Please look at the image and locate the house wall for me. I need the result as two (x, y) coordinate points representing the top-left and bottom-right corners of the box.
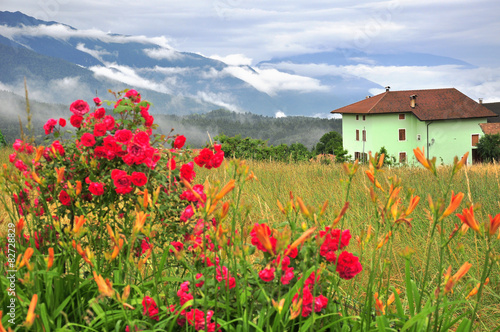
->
(342, 113), (486, 164)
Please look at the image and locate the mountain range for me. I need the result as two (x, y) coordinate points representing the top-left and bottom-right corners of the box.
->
(0, 11), (476, 118)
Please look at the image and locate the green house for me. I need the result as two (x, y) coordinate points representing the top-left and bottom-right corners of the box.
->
(331, 88), (497, 165)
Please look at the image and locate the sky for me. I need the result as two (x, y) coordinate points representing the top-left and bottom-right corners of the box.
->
(2, 0), (500, 102)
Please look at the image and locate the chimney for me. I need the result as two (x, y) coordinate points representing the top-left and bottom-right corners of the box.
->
(410, 95), (417, 108)
(385, 86), (390, 92)
(479, 98), (483, 104)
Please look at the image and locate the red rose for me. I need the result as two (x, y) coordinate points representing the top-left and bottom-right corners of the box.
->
(281, 267), (294, 285)
(173, 135), (186, 149)
(115, 129), (132, 143)
(131, 172), (147, 186)
(103, 115), (115, 130)
(194, 148), (213, 167)
(144, 115), (154, 127)
(70, 100), (90, 117)
(89, 182), (105, 196)
(70, 115), (84, 128)
(81, 133), (96, 147)
(51, 141), (65, 156)
(259, 267), (275, 282)
(59, 190), (71, 206)
(94, 107), (106, 119)
(93, 122), (107, 137)
(59, 118), (66, 127)
(167, 156), (176, 170)
(314, 295), (328, 312)
(115, 186), (133, 195)
(336, 251), (362, 280)
(180, 205), (194, 222)
(125, 89), (139, 100)
(169, 241), (184, 253)
(142, 296), (159, 321)
(94, 146), (107, 158)
(195, 273), (204, 288)
(44, 118), (57, 135)
(180, 162), (196, 182)
(93, 97), (102, 106)
(133, 131), (150, 147)
(208, 151), (224, 169)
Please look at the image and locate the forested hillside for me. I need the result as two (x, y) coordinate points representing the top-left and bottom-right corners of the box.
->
(155, 109), (341, 148)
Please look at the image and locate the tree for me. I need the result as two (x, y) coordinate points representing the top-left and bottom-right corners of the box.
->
(0, 129), (6, 147)
(477, 134), (500, 162)
(314, 131), (342, 155)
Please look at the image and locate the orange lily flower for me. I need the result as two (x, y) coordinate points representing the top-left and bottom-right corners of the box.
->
(72, 215), (86, 234)
(19, 247), (34, 270)
(220, 201), (230, 219)
(453, 151), (469, 175)
(215, 179), (235, 201)
(466, 278), (489, 299)
(272, 298), (286, 314)
(122, 285), (131, 302)
(320, 200), (329, 216)
(444, 262), (472, 294)
(25, 294), (38, 328)
(456, 206), (480, 233)
(133, 211), (148, 234)
(55, 166), (65, 184)
(413, 146), (430, 169)
(34, 145), (45, 163)
(440, 191), (464, 220)
(365, 170), (384, 191)
(47, 248), (54, 270)
(16, 217), (25, 237)
(75, 180), (82, 196)
(0, 310), (10, 332)
(93, 271), (114, 298)
(254, 224), (274, 253)
(377, 231), (392, 249)
(285, 227), (317, 256)
(374, 292), (385, 315)
(333, 202), (349, 225)
(405, 195), (420, 216)
(296, 196), (310, 217)
(387, 289), (401, 306)
(290, 298), (303, 320)
(487, 213), (500, 237)
(32, 172), (43, 185)
(277, 199), (286, 214)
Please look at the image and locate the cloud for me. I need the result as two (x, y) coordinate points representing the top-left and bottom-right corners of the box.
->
(0, 23), (174, 48)
(88, 63), (172, 94)
(75, 43), (110, 62)
(195, 91), (242, 112)
(275, 111), (286, 118)
(209, 54), (253, 66)
(265, 61), (500, 102)
(143, 47), (183, 61)
(222, 65), (329, 96)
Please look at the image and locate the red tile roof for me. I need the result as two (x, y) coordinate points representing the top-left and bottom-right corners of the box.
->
(479, 123), (500, 135)
(331, 88), (498, 121)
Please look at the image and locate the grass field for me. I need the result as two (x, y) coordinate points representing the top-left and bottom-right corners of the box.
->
(195, 159), (500, 327)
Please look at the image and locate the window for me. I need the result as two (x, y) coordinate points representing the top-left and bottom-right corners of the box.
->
(356, 115), (359, 120)
(354, 152), (360, 160)
(356, 129), (360, 141)
(399, 152), (407, 163)
(399, 114), (405, 120)
(362, 115), (366, 121)
(417, 134), (421, 141)
(399, 129), (406, 141)
(472, 134), (479, 146)
(362, 130), (366, 142)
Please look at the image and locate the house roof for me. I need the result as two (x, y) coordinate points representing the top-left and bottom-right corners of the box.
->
(483, 102), (500, 123)
(479, 123), (500, 135)
(331, 88), (498, 121)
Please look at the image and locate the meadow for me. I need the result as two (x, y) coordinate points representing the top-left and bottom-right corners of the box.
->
(0, 90), (499, 331)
